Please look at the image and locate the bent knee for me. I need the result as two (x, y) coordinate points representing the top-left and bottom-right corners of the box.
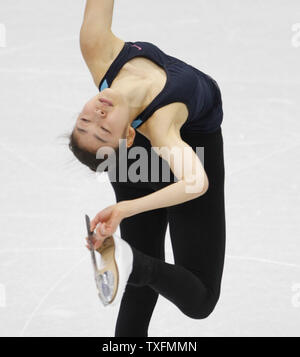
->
(186, 306), (215, 320)
(186, 294), (220, 320)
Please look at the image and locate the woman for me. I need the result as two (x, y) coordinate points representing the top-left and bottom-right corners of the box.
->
(69, 1), (226, 337)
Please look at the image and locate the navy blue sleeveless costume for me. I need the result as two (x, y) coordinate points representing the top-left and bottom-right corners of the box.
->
(98, 41), (226, 337)
(99, 41), (223, 133)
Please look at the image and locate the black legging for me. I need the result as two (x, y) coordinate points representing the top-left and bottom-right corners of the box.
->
(109, 127), (226, 337)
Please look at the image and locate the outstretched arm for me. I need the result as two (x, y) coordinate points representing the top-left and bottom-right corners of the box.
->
(80, 0), (124, 86)
(80, 0), (115, 44)
(118, 132), (209, 217)
(89, 130), (209, 242)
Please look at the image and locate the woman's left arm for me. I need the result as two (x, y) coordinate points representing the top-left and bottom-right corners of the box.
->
(118, 131), (209, 218)
(88, 131), (209, 247)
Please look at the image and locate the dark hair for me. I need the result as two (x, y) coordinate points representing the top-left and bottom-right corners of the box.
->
(68, 129), (126, 173)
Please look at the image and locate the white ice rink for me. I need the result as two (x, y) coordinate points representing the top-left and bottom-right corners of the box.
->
(0, 0), (300, 337)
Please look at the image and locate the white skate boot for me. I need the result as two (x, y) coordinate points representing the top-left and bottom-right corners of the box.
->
(85, 215), (134, 307)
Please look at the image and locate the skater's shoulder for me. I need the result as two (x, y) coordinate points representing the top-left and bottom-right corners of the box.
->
(81, 31), (126, 87)
(138, 103), (189, 143)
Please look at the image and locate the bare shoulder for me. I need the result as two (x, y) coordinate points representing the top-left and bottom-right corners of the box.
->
(80, 30), (125, 87)
(139, 102), (189, 143)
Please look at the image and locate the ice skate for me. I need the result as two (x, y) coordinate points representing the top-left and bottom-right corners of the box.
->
(85, 215), (134, 307)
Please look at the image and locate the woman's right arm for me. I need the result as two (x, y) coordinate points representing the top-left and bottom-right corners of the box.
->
(81, 0), (115, 37)
(80, 0), (124, 86)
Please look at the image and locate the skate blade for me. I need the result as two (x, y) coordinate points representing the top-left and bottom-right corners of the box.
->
(94, 236), (119, 306)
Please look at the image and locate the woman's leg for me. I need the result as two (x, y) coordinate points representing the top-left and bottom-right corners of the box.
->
(126, 128), (226, 319)
(110, 180), (169, 337)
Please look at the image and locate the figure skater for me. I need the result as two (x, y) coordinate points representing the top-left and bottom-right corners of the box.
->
(69, 0), (226, 337)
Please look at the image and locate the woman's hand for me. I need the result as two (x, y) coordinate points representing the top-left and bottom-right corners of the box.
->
(85, 201), (129, 250)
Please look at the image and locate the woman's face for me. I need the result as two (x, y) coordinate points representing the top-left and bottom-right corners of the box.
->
(74, 88), (132, 153)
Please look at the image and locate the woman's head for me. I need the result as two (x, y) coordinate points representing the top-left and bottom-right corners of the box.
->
(69, 88), (136, 172)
